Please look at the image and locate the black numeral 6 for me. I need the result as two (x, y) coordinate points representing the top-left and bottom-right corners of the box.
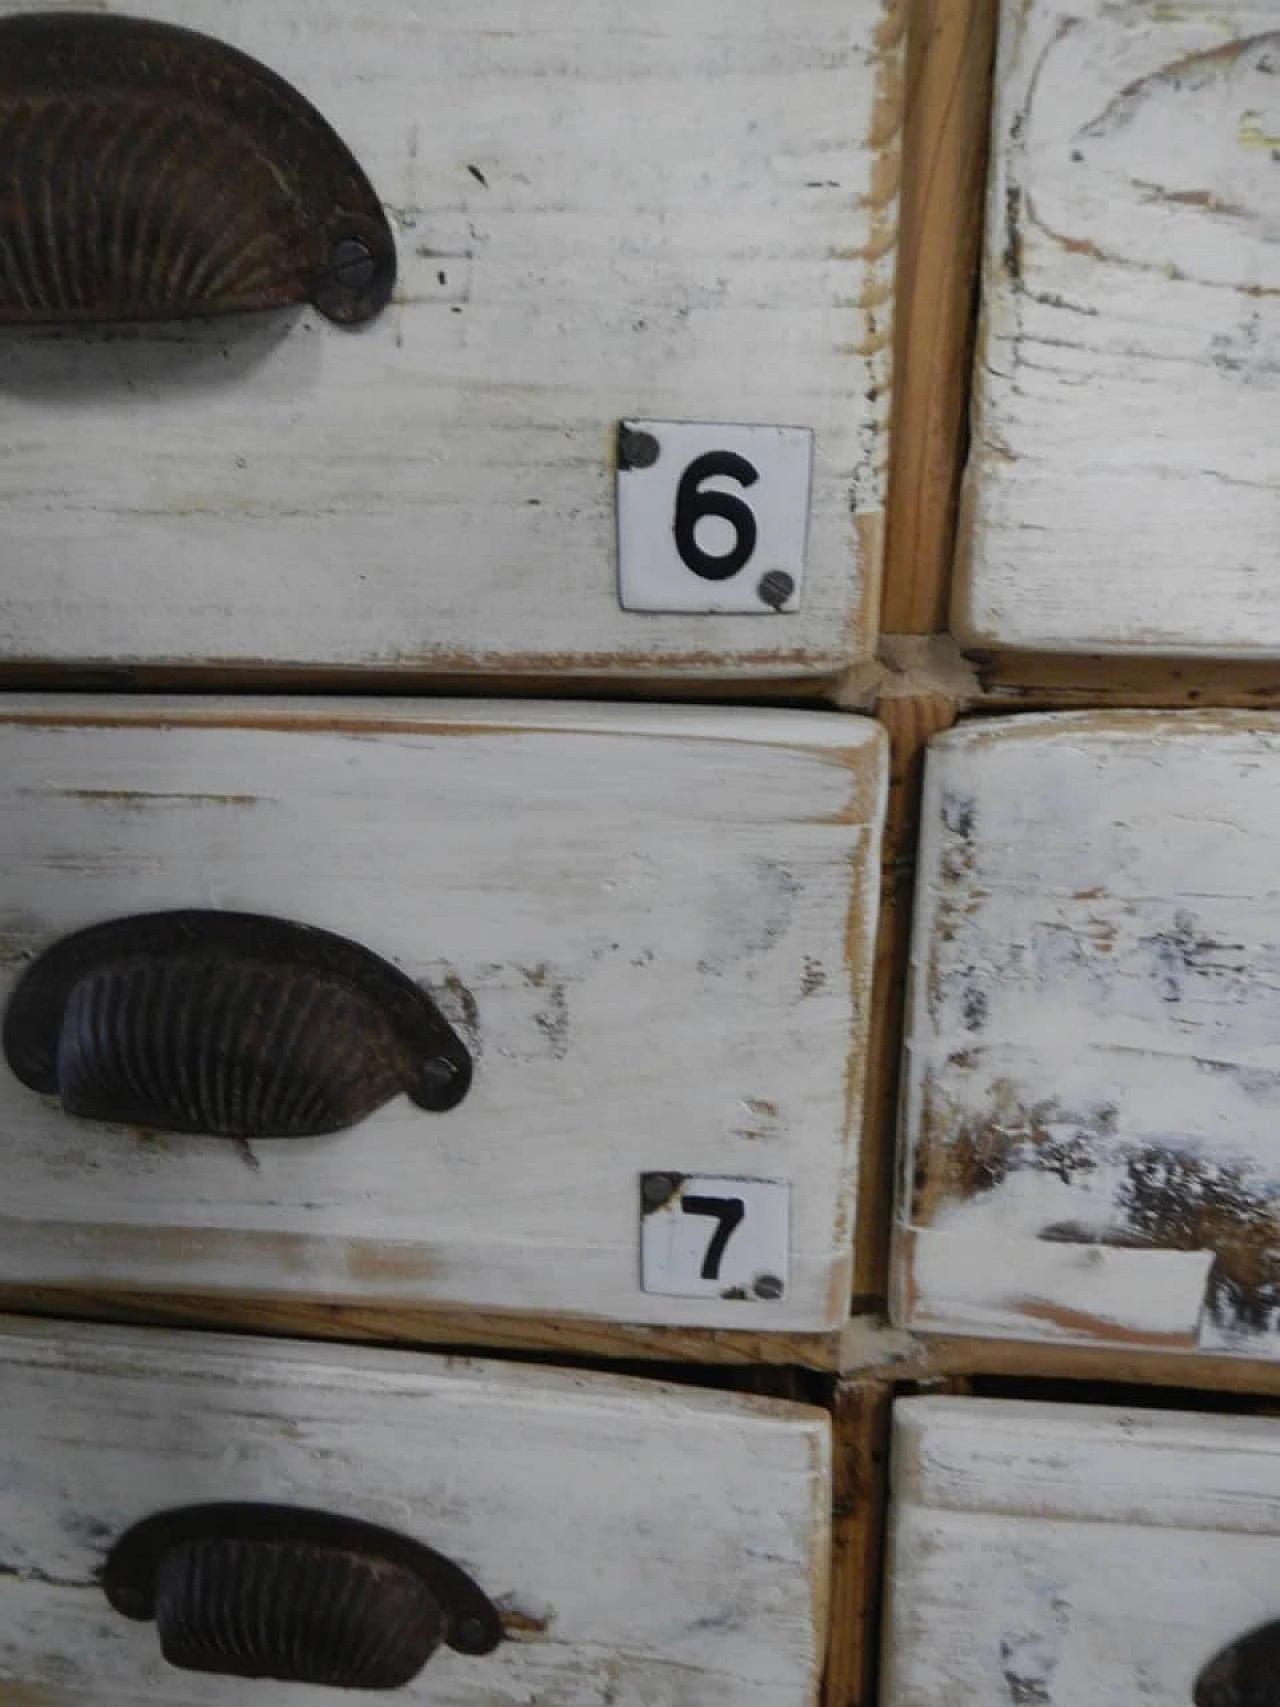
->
(673, 452), (761, 582)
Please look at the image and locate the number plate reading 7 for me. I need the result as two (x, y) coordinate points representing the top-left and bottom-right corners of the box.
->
(617, 421), (813, 614)
(639, 1174), (790, 1301)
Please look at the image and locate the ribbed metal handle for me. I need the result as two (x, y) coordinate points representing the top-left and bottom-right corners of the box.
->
(3, 911), (471, 1137)
(1195, 1622), (1280, 1707)
(104, 1505), (502, 1688)
(0, 12), (396, 326)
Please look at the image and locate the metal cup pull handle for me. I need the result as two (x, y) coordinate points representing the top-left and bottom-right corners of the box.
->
(104, 1504), (502, 1688)
(0, 11), (396, 327)
(1196, 1622), (1280, 1707)
(3, 910), (472, 1137)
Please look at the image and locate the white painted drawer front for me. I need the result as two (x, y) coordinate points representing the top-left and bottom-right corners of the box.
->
(956, 0), (1279, 656)
(896, 711), (1280, 1357)
(0, 0), (901, 678)
(0, 1317), (829, 1704)
(0, 698), (886, 1333)
(885, 1396), (1280, 1707)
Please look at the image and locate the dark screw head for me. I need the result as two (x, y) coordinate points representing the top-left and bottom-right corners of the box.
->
(331, 236), (377, 292)
(416, 1053), (472, 1112)
(757, 571), (796, 612)
(454, 1616), (491, 1653)
(642, 1173), (679, 1209)
(753, 1273), (785, 1301)
(108, 1583), (150, 1620)
(618, 426), (661, 471)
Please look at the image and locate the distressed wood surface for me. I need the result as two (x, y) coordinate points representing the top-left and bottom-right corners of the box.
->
(885, 1395), (1280, 1707)
(0, 0), (903, 679)
(0, 1316), (830, 1705)
(0, 698), (886, 1336)
(895, 711), (1280, 1358)
(955, 0), (1279, 656)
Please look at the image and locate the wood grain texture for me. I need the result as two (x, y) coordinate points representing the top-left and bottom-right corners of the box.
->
(0, 1286), (851, 1372)
(0, 698), (886, 1337)
(880, 0), (997, 633)
(855, 690), (959, 1301)
(841, 1314), (1280, 1397)
(821, 1379), (891, 1707)
(884, 1395), (1280, 1707)
(0, 1315), (830, 1704)
(955, 0), (1279, 656)
(973, 651), (1280, 711)
(0, 0), (903, 679)
(896, 711), (1280, 1358)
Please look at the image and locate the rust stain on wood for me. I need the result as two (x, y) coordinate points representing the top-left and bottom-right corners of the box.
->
(1015, 1297), (1199, 1349)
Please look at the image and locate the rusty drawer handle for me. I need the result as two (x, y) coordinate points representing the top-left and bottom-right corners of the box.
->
(105, 1504), (502, 1688)
(0, 12), (396, 327)
(3, 911), (471, 1137)
(1196, 1622), (1280, 1707)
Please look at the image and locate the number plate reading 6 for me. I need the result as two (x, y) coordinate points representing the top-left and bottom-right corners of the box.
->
(617, 422), (813, 614)
(639, 1174), (790, 1302)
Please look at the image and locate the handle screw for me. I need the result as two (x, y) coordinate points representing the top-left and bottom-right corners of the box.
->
(642, 1173), (679, 1209)
(757, 571), (796, 612)
(455, 1616), (490, 1651)
(331, 236), (377, 291)
(618, 426), (661, 471)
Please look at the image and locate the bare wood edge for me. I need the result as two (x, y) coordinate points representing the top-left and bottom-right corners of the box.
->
(0, 1287), (847, 1372)
(970, 650), (1280, 710)
(839, 1315), (1280, 1398)
(837, 640), (1280, 715)
(822, 1379), (893, 1707)
(880, 0), (999, 634)
(0, 661), (836, 703)
(854, 688), (960, 1299)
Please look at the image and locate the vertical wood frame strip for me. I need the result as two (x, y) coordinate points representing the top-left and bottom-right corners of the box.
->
(880, 0), (999, 634)
(855, 693), (959, 1300)
(822, 1378), (893, 1707)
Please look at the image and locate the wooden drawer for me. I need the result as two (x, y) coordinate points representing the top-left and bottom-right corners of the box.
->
(895, 711), (1280, 1358)
(0, 1316), (829, 1703)
(0, 698), (885, 1342)
(884, 1395), (1280, 1707)
(955, 0), (1278, 657)
(0, 0), (901, 683)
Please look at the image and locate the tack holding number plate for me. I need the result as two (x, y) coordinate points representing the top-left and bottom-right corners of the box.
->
(640, 1174), (790, 1301)
(617, 422), (813, 614)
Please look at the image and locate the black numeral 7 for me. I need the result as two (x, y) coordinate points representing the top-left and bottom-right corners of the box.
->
(682, 1195), (747, 1280)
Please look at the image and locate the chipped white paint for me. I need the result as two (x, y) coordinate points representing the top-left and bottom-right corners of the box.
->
(0, 698), (886, 1333)
(0, 1315), (829, 1704)
(0, 0), (901, 678)
(955, 0), (1280, 656)
(895, 711), (1280, 1356)
(884, 1396), (1280, 1707)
